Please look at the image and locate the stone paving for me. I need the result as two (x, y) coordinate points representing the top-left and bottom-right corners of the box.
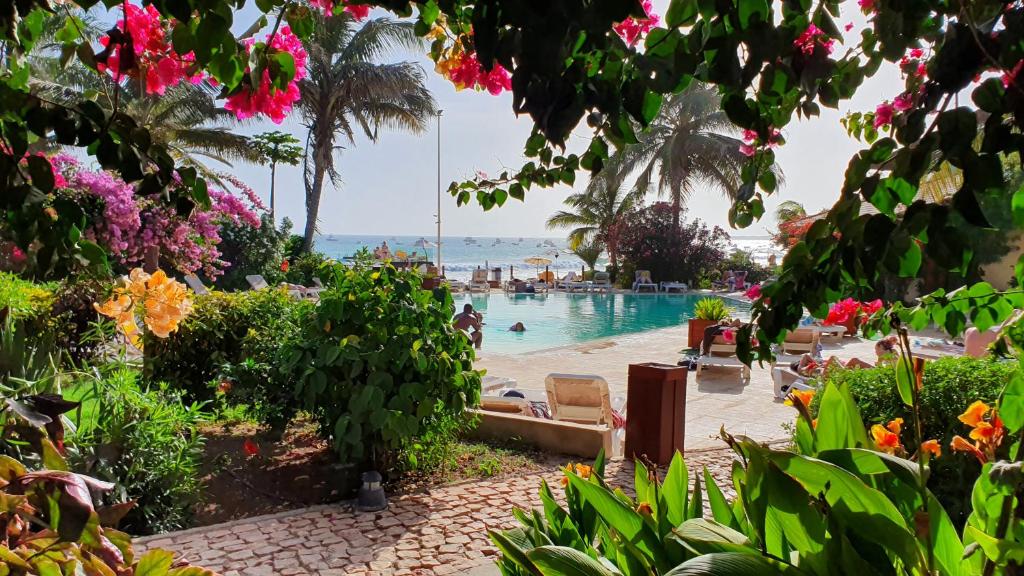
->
(138, 447), (739, 576)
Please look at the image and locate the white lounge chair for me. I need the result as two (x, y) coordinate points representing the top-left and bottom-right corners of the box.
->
(633, 270), (658, 292)
(445, 278), (467, 292)
(545, 373), (616, 427)
(554, 271), (579, 290)
(184, 274), (209, 295)
(246, 274), (304, 299)
(661, 281), (688, 293)
(695, 337), (751, 383)
(469, 269), (490, 292)
(480, 395), (532, 417)
(782, 327), (820, 355)
(591, 271), (612, 293)
(482, 375), (517, 394)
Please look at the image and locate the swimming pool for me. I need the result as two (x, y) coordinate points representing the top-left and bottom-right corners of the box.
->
(452, 292), (751, 354)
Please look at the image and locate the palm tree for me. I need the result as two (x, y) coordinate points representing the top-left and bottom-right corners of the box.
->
(30, 47), (258, 184)
(297, 14), (436, 253)
(572, 240), (604, 272)
(252, 131), (303, 222)
(774, 200), (807, 223)
(546, 173), (638, 270)
(611, 82), (782, 229)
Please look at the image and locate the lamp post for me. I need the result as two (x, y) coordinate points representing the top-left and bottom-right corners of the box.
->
(436, 110), (443, 272)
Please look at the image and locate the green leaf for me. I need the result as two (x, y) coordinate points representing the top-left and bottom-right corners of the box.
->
(702, 467), (738, 530)
(660, 452), (688, 527)
(490, 529), (539, 572)
(528, 546), (623, 575)
(671, 519), (754, 556)
(666, 0), (699, 26)
(894, 356), (915, 406)
(1001, 372), (1024, 431)
(1012, 186), (1024, 227)
(664, 552), (803, 575)
(136, 550), (174, 576)
(963, 526), (1024, 564)
(814, 381), (871, 450)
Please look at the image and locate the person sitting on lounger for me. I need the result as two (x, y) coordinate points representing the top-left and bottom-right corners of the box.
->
(509, 322), (526, 332)
(773, 337), (897, 399)
(701, 318), (743, 355)
(454, 303), (484, 349)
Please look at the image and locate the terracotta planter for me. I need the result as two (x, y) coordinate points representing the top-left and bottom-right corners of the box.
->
(688, 318), (718, 349)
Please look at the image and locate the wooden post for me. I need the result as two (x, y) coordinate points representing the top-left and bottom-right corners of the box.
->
(510, 265), (514, 279)
(545, 265), (549, 281)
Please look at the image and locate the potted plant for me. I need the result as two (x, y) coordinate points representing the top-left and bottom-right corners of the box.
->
(688, 297), (730, 348)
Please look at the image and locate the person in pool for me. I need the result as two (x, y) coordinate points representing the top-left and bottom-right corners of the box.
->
(453, 303), (484, 349)
(509, 322), (525, 332)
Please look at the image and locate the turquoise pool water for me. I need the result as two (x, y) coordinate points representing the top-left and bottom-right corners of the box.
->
(452, 292), (751, 354)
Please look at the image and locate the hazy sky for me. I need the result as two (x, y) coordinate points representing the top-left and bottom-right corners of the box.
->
(221, 2), (904, 238)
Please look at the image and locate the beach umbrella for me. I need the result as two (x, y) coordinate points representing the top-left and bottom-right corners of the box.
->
(524, 256), (552, 275)
(413, 238), (435, 261)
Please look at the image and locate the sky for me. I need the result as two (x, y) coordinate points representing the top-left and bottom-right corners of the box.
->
(218, 2), (905, 239)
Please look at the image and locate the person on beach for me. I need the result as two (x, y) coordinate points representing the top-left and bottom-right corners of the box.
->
(454, 303), (484, 349)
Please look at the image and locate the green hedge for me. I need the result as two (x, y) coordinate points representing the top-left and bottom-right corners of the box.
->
(147, 289), (312, 431)
(0, 271), (54, 321)
(818, 356), (1013, 525)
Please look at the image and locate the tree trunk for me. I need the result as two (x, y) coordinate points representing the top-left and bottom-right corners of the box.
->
(302, 157), (326, 254)
(269, 162), (277, 224)
(672, 193), (681, 230)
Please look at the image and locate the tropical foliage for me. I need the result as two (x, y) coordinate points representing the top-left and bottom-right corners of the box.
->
(547, 174), (637, 270)
(252, 131), (303, 221)
(297, 13), (436, 252)
(281, 259), (481, 472)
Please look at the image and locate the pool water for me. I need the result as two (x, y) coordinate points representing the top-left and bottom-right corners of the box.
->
(452, 292), (750, 354)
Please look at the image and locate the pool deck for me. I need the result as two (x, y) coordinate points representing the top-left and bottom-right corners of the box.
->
(475, 325), (878, 449)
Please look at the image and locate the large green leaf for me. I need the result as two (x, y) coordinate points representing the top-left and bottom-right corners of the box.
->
(663, 552), (803, 575)
(491, 529), (541, 574)
(135, 550), (174, 576)
(660, 452), (689, 527)
(813, 381), (870, 451)
(566, 474), (669, 571)
(528, 546), (624, 576)
(670, 518), (755, 556)
(760, 462), (828, 575)
(702, 467), (739, 531)
(758, 447), (925, 571)
(894, 357), (915, 407)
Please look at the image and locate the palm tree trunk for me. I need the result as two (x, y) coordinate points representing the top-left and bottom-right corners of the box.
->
(269, 162), (277, 224)
(302, 161), (325, 253)
(672, 193), (681, 231)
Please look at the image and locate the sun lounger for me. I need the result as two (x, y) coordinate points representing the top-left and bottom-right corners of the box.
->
(632, 270), (658, 293)
(469, 269), (490, 292)
(445, 278), (467, 292)
(695, 337), (750, 383)
(545, 373), (616, 427)
(782, 327), (820, 354)
(481, 375), (517, 394)
(246, 274), (304, 299)
(661, 281), (688, 293)
(592, 272), (612, 293)
(184, 274), (209, 295)
(554, 271), (579, 290)
(479, 395), (533, 417)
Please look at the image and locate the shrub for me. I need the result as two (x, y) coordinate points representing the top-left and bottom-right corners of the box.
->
(68, 366), (208, 535)
(216, 215), (292, 291)
(0, 271), (54, 321)
(817, 356), (1014, 526)
(283, 250), (334, 286)
(147, 289), (311, 431)
(282, 262), (481, 474)
(612, 203), (729, 284)
(693, 297), (731, 321)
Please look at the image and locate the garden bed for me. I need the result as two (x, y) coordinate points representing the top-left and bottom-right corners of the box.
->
(193, 418), (553, 527)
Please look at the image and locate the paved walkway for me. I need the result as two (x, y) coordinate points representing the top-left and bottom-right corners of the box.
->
(138, 448), (738, 576)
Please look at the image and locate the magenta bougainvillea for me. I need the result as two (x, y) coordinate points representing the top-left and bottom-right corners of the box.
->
(52, 156), (261, 278)
(613, 0), (659, 46)
(308, 0), (371, 19)
(824, 298), (883, 328)
(225, 26), (308, 124)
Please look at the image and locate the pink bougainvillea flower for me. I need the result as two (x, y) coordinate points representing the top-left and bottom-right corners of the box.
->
(225, 26), (308, 123)
(893, 93), (914, 112)
(873, 101), (895, 128)
(745, 283), (762, 300)
(909, 48), (924, 58)
(1003, 60), (1024, 88)
(858, 0), (875, 13)
(738, 127), (780, 157)
(844, 22), (854, 31)
(794, 24), (833, 56)
(614, 0), (660, 46)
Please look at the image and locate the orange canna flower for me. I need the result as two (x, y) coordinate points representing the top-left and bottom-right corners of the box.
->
(811, 418), (818, 429)
(951, 435), (986, 464)
(281, 260), (289, 272)
(958, 401), (990, 427)
(636, 502), (653, 516)
(885, 417), (904, 436)
(920, 439), (941, 458)
(871, 424), (902, 454)
(573, 464), (593, 479)
(970, 421), (997, 442)
(785, 389), (815, 408)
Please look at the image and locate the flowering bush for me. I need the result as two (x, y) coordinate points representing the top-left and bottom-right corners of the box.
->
(308, 0), (371, 19)
(429, 18), (512, 95)
(613, 202), (729, 286)
(52, 156), (261, 278)
(824, 297), (882, 329)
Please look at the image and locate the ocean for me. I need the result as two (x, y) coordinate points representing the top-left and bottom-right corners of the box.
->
(314, 234), (782, 282)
